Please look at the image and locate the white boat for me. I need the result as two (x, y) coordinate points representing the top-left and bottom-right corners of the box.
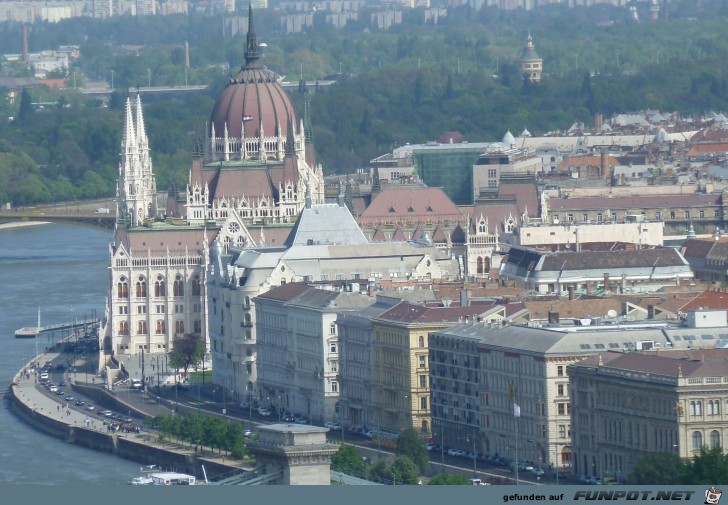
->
(128, 465), (198, 485)
(15, 308), (41, 339)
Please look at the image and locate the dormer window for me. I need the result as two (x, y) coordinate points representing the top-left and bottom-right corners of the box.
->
(389, 206), (396, 213)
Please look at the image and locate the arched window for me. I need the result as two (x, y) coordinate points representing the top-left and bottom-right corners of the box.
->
(192, 275), (201, 296)
(155, 320), (166, 334)
(419, 335), (425, 347)
(329, 322), (337, 335)
(692, 431), (703, 451)
(117, 277), (128, 298)
(711, 430), (721, 449)
(175, 320), (184, 334)
(696, 401), (703, 416)
(421, 420), (429, 433)
(174, 275), (184, 297)
(477, 256), (484, 274)
(137, 321), (147, 335)
(155, 276), (166, 297)
(136, 276), (147, 297)
(119, 321), (128, 335)
(244, 314), (252, 326)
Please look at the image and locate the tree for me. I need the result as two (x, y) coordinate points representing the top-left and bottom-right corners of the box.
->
(391, 455), (420, 485)
(17, 87), (33, 124)
(428, 473), (471, 485)
(368, 460), (390, 484)
(683, 446), (728, 484)
(331, 444), (367, 476)
(168, 333), (205, 378)
(396, 428), (429, 474)
(627, 451), (684, 485)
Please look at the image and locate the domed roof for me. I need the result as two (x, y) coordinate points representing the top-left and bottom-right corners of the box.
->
(520, 34), (541, 62)
(209, 5), (296, 141)
(502, 130), (516, 146)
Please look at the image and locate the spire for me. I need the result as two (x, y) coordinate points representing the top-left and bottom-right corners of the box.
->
(134, 94), (147, 147)
(337, 177), (345, 207)
(285, 117), (296, 157)
(305, 183), (312, 209)
(123, 97), (136, 152)
(244, 2), (260, 67)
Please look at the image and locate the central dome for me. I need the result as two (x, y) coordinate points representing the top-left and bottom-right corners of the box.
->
(209, 5), (296, 142)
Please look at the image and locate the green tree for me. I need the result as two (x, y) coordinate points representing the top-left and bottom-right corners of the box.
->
(17, 87), (33, 124)
(683, 446), (728, 484)
(331, 444), (367, 475)
(626, 451), (684, 485)
(368, 460), (390, 484)
(391, 455), (420, 485)
(428, 473), (471, 485)
(168, 333), (205, 377)
(396, 428), (428, 474)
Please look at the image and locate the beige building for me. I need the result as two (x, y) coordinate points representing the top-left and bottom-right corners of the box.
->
(370, 303), (494, 437)
(430, 320), (703, 474)
(520, 34), (542, 83)
(569, 347), (728, 483)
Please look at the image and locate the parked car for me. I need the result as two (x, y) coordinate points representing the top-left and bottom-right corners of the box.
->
(324, 422), (341, 430)
(294, 417), (308, 425)
(257, 407), (271, 416)
(532, 467), (545, 477)
(425, 443), (434, 451)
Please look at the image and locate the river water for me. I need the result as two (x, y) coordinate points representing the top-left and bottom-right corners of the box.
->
(0, 223), (142, 485)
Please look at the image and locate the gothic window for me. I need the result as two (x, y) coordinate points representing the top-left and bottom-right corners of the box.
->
(419, 336), (425, 348)
(174, 276), (184, 297)
(478, 220), (486, 234)
(137, 321), (147, 335)
(155, 320), (166, 334)
(119, 321), (129, 335)
(155, 278), (166, 297)
(237, 236), (246, 248)
(228, 222), (240, 234)
(194, 320), (201, 333)
(117, 278), (128, 298)
(192, 275), (201, 296)
(136, 277), (147, 297)
(175, 320), (185, 334)
(477, 256), (484, 274)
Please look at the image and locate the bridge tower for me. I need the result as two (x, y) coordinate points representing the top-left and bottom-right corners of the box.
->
(246, 424), (339, 485)
(118, 95), (157, 227)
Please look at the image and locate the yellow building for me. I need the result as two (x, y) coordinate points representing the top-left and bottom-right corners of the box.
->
(369, 301), (502, 437)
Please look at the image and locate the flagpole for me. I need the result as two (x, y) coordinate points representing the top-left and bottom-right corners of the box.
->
(515, 414), (520, 484)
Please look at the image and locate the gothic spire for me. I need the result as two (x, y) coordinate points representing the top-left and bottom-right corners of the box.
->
(244, 2), (260, 67)
(134, 94), (147, 147)
(285, 117), (296, 157)
(123, 97), (136, 152)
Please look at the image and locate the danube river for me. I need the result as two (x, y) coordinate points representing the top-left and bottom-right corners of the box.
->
(0, 222), (142, 485)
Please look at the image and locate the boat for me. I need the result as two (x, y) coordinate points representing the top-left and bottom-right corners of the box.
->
(15, 308), (41, 338)
(128, 465), (199, 485)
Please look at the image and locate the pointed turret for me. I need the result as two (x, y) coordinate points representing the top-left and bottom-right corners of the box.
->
(243, 2), (260, 68)
(123, 97), (136, 154)
(134, 94), (148, 148)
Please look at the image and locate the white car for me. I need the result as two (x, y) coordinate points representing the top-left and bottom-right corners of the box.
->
(257, 407), (271, 416)
(49, 385), (58, 393)
(324, 422), (341, 430)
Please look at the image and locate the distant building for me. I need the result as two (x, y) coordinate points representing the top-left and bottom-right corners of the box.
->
(569, 346), (728, 482)
(499, 246), (694, 295)
(520, 34), (542, 83)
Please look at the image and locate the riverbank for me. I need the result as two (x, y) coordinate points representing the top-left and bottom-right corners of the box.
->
(6, 354), (254, 483)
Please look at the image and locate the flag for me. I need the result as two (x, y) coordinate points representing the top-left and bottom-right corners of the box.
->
(243, 115), (253, 122)
(513, 402), (521, 418)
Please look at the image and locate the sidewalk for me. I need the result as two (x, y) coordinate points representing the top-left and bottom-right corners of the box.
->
(11, 354), (252, 475)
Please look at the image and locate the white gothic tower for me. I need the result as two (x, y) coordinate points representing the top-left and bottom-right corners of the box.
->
(118, 95), (157, 227)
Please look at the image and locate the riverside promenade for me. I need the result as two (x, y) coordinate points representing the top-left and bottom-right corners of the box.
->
(7, 351), (254, 483)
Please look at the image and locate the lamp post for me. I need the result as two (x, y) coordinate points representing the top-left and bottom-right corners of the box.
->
(467, 430), (477, 477)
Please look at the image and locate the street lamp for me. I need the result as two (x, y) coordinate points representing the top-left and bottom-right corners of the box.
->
(467, 430), (478, 477)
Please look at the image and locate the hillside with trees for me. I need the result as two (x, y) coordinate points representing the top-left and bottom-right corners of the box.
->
(3, 1), (728, 204)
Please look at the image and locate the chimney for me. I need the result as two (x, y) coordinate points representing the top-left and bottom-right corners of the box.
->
(600, 150), (608, 179)
(22, 24), (29, 63)
(460, 289), (470, 307)
(184, 41), (190, 68)
(594, 113), (602, 133)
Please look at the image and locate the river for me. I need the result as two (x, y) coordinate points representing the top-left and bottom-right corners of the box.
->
(0, 222), (143, 485)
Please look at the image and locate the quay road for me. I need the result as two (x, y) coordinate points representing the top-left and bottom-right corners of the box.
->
(13, 348), (563, 486)
(9, 351), (252, 480)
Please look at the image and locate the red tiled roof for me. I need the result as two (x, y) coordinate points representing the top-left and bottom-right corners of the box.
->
(377, 301), (495, 324)
(120, 227), (217, 255)
(549, 194), (722, 212)
(497, 182), (540, 218)
(524, 299), (622, 319)
(359, 187), (463, 223)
